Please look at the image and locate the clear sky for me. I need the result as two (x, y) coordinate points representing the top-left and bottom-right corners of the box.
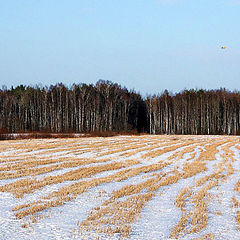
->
(0, 0), (239, 95)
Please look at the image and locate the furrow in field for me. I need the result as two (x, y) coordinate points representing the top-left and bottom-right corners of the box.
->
(0, 157), (117, 180)
(1, 135), (240, 240)
(11, 138), (207, 223)
(96, 139), (167, 158)
(0, 159), (140, 198)
(170, 140), (238, 239)
(78, 140), (225, 238)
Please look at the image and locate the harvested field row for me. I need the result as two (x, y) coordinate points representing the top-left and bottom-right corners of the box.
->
(0, 135), (239, 240)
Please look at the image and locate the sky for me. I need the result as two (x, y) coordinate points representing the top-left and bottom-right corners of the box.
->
(0, 0), (240, 95)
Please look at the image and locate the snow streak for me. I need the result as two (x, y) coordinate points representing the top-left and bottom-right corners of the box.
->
(0, 135), (240, 240)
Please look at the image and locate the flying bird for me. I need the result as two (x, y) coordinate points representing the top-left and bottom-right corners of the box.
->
(221, 46), (227, 49)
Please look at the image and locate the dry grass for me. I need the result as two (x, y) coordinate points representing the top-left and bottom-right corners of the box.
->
(169, 139), (235, 239)
(232, 196), (240, 208)
(80, 192), (155, 238)
(175, 187), (192, 210)
(142, 141), (196, 159)
(170, 180), (218, 239)
(0, 157), (114, 179)
(235, 180), (240, 195)
(0, 135), (239, 238)
(233, 181), (240, 230)
(0, 159), (140, 198)
(192, 233), (215, 240)
(237, 211), (240, 231)
(120, 139), (178, 158)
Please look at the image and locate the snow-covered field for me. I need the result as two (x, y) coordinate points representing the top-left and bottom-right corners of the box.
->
(0, 135), (240, 240)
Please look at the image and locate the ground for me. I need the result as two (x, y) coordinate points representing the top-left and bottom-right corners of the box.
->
(0, 135), (240, 240)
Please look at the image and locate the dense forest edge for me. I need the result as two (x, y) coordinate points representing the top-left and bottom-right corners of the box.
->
(0, 80), (239, 138)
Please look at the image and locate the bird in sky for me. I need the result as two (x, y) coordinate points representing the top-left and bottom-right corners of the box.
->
(221, 46), (227, 49)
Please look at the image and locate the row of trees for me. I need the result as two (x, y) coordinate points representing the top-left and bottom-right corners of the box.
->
(0, 81), (239, 135)
(0, 81), (144, 133)
(147, 89), (240, 135)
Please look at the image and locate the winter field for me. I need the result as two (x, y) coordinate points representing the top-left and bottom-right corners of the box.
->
(0, 135), (240, 240)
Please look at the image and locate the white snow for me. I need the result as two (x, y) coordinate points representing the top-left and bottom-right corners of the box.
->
(0, 135), (240, 239)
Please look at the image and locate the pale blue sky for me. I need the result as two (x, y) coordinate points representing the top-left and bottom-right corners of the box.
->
(0, 0), (239, 94)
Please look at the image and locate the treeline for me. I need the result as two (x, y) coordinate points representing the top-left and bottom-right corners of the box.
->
(0, 81), (239, 135)
(147, 89), (240, 135)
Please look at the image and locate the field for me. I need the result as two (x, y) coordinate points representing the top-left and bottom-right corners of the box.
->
(0, 135), (240, 240)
